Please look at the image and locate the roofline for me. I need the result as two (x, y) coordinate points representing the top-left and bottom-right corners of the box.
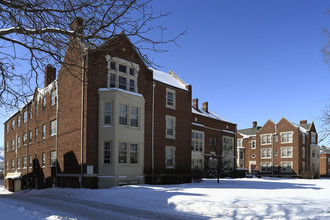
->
(192, 108), (236, 126)
(153, 79), (189, 92)
(4, 100), (33, 124)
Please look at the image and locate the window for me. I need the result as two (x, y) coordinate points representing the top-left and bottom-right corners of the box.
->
(191, 131), (204, 152)
(119, 104), (128, 125)
(23, 157), (27, 169)
(274, 165), (278, 170)
(129, 67), (134, 76)
(302, 133), (305, 144)
(237, 139), (242, 148)
(17, 158), (21, 169)
(281, 147), (293, 158)
(192, 158), (204, 170)
(43, 97), (46, 111)
(261, 162), (271, 172)
(17, 136), (21, 148)
(129, 79), (135, 92)
(6, 124), (9, 133)
(311, 132), (317, 144)
(130, 144), (138, 164)
(30, 109), (32, 119)
(24, 111), (27, 123)
(51, 89), (57, 106)
(36, 103), (38, 115)
(209, 138), (213, 146)
(12, 119), (15, 129)
(119, 64), (126, 73)
(42, 153), (46, 167)
(29, 155), (32, 168)
(119, 76), (127, 90)
(166, 115), (176, 139)
(261, 148), (271, 159)
(6, 142), (8, 152)
(165, 146), (175, 169)
(251, 140), (256, 149)
(119, 142), (127, 164)
(281, 132), (293, 143)
(51, 120), (57, 136)
(274, 150), (278, 157)
(110, 61), (116, 70)
(29, 130), (32, 143)
(261, 134), (271, 145)
(18, 115), (21, 127)
(166, 88), (176, 109)
(130, 107), (139, 127)
(240, 150), (244, 159)
(312, 150), (315, 158)
(11, 159), (15, 170)
(11, 139), (15, 150)
(281, 161), (292, 173)
(104, 142), (111, 164)
(42, 124), (46, 139)
(251, 154), (256, 158)
(50, 151), (57, 167)
(302, 147), (305, 159)
(6, 160), (8, 170)
(302, 162), (305, 171)
(110, 74), (116, 88)
(35, 128), (38, 142)
(104, 103), (112, 125)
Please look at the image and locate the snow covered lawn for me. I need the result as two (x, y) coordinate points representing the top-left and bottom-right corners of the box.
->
(1, 178), (330, 219)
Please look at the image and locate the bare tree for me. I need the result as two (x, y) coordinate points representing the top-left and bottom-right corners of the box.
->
(319, 104), (330, 145)
(0, 0), (186, 111)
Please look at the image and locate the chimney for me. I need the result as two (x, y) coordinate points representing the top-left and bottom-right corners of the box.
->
(193, 98), (198, 109)
(202, 102), (208, 112)
(44, 65), (56, 87)
(253, 121), (257, 128)
(69, 17), (84, 34)
(300, 120), (307, 125)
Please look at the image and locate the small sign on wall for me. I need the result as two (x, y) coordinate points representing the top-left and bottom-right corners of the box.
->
(87, 165), (93, 175)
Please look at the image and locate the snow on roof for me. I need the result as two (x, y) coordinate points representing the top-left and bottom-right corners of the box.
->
(192, 107), (231, 123)
(37, 80), (57, 104)
(292, 122), (310, 134)
(98, 87), (144, 98)
(150, 68), (188, 91)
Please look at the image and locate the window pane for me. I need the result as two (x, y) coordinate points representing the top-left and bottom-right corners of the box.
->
(119, 76), (127, 90)
(104, 103), (112, 124)
(104, 142), (111, 164)
(119, 104), (128, 125)
(129, 68), (134, 75)
(119, 143), (127, 163)
(110, 62), (116, 70)
(129, 79), (135, 92)
(119, 64), (126, 73)
(110, 74), (116, 88)
(167, 92), (173, 106)
(130, 107), (138, 127)
(130, 144), (138, 164)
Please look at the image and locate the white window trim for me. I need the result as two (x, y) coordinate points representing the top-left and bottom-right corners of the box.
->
(117, 141), (139, 165)
(103, 141), (112, 165)
(191, 130), (204, 153)
(165, 115), (176, 139)
(166, 88), (176, 110)
(237, 139), (243, 148)
(251, 140), (256, 149)
(281, 146), (293, 158)
(261, 148), (272, 159)
(103, 102), (112, 126)
(50, 119), (57, 136)
(281, 161), (293, 173)
(165, 146), (176, 169)
(260, 134), (272, 145)
(280, 131), (293, 144)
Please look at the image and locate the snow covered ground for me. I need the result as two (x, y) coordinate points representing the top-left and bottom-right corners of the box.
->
(1, 177), (330, 219)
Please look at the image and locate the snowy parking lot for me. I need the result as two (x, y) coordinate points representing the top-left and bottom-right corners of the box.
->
(1, 178), (330, 219)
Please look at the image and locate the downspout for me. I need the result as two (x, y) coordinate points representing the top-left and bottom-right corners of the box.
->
(151, 82), (155, 182)
(55, 81), (59, 187)
(80, 52), (86, 188)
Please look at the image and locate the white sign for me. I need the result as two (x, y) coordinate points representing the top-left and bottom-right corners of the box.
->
(87, 165), (93, 175)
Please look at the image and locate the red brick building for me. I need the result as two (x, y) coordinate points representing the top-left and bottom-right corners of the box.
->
(320, 151), (330, 176)
(237, 118), (319, 177)
(4, 19), (236, 191)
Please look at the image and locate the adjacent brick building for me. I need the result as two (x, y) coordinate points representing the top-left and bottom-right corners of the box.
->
(237, 118), (320, 177)
(4, 19), (236, 191)
(320, 151), (330, 176)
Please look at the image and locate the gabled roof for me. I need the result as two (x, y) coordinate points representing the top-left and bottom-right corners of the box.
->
(299, 123), (312, 131)
(238, 127), (262, 137)
(150, 68), (188, 91)
(192, 107), (232, 123)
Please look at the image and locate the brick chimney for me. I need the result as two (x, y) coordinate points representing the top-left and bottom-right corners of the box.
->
(44, 65), (56, 87)
(69, 17), (84, 34)
(300, 120), (307, 125)
(202, 102), (208, 112)
(253, 121), (257, 128)
(193, 98), (198, 109)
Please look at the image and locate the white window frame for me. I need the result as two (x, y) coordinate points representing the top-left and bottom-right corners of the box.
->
(29, 130), (32, 143)
(23, 111), (27, 123)
(50, 151), (57, 167)
(165, 115), (176, 139)
(104, 141), (111, 164)
(12, 119), (15, 129)
(17, 136), (21, 148)
(23, 133), (27, 146)
(42, 152), (46, 167)
(166, 88), (176, 110)
(260, 134), (272, 145)
(42, 124), (46, 139)
(261, 148), (271, 159)
(50, 119), (57, 136)
(165, 146), (176, 169)
(281, 161), (293, 173)
(119, 104), (128, 126)
(251, 140), (256, 149)
(311, 132), (317, 144)
(281, 147), (293, 158)
(280, 131), (293, 144)
(35, 128), (38, 142)
(237, 139), (242, 148)
(11, 139), (15, 150)
(11, 159), (15, 170)
(17, 115), (21, 127)
(17, 157), (21, 170)
(302, 133), (305, 144)
(51, 89), (57, 106)
(23, 156), (27, 169)
(29, 155), (32, 168)
(191, 130), (204, 152)
(130, 106), (139, 128)
(104, 103), (112, 125)
(260, 162), (272, 173)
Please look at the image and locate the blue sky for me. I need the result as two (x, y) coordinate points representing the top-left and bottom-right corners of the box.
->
(1, 0), (329, 147)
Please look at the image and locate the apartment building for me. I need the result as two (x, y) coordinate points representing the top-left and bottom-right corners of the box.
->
(191, 99), (237, 175)
(4, 18), (235, 191)
(237, 118), (319, 177)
